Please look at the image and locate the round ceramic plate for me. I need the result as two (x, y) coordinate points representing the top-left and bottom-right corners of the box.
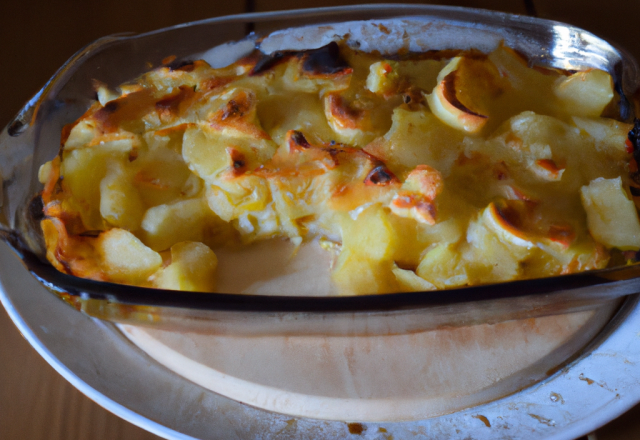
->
(3, 241), (640, 440)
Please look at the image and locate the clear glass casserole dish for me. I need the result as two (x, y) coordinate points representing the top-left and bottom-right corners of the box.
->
(1, 4), (639, 335)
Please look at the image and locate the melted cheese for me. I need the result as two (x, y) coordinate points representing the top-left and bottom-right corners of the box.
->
(38, 41), (639, 295)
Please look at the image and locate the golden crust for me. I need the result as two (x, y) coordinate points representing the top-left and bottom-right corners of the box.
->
(38, 41), (637, 294)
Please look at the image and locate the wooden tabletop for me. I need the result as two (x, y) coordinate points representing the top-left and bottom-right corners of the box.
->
(2, 1), (640, 439)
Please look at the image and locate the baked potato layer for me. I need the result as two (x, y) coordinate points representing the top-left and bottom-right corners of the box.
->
(38, 41), (640, 295)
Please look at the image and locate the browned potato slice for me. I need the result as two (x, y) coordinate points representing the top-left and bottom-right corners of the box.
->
(426, 56), (504, 133)
(258, 92), (334, 145)
(183, 124), (277, 181)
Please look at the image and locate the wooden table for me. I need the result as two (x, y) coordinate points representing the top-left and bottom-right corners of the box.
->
(2, 1), (640, 438)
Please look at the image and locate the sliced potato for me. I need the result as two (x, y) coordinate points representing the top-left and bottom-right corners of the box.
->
(64, 119), (100, 150)
(141, 198), (223, 251)
(463, 218), (523, 284)
(571, 116), (630, 162)
(364, 106), (465, 176)
(426, 56), (503, 133)
(580, 177), (640, 250)
(133, 146), (194, 207)
(366, 60), (399, 95)
(100, 161), (145, 231)
(60, 147), (129, 230)
(183, 124), (276, 181)
(152, 242), (217, 292)
(257, 92), (335, 145)
(95, 228), (162, 284)
(332, 249), (398, 295)
(182, 125), (233, 181)
(340, 204), (398, 262)
(486, 45), (559, 120)
(392, 264), (436, 292)
(205, 175), (272, 223)
(554, 69), (614, 118)
(417, 243), (469, 289)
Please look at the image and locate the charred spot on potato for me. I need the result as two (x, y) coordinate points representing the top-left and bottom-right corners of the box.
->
(628, 118), (640, 161)
(93, 88), (157, 132)
(78, 230), (102, 237)
(493, 161), (509, 181)
(27, 195), (45, 223)
(493, 200), (523, 231)
(289, 131), (312, 149)
(155, 85), (195, 116)
(402, 87), (424, 107)
(300, 42), (352, 76)
(200, 76), (234, 92)
(250, 42), (352, 77)
(166, 59), (195, 71)
(623, 250), (640, 262)
(365, 165), (398, 186)
(250, 50), (293, 75)
(228, 148), (247, 176)
(326, 94), (364, 128)
(102, 101), (119, 114)
(442, 71), (487, 118)
(222, 98), (248, 120)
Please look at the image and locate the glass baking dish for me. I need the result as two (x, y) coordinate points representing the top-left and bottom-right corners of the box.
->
(1, 4), (639, 335)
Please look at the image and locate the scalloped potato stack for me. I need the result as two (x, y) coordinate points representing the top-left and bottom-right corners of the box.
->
(38, 41), (640, 295)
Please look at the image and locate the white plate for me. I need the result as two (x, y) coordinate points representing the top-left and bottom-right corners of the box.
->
(2, 240), (640, 439)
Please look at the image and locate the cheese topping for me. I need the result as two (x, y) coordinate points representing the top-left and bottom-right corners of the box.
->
(38, 41), (640, 295)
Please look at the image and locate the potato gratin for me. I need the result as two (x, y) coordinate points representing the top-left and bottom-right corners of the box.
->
(38, 41), (640, 295)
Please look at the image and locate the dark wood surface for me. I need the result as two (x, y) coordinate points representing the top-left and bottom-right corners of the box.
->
(2, 1), (640, 439)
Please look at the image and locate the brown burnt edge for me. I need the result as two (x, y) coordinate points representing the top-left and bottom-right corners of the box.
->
(249, 41), (351, 76)
(441, 71), (488, 118)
